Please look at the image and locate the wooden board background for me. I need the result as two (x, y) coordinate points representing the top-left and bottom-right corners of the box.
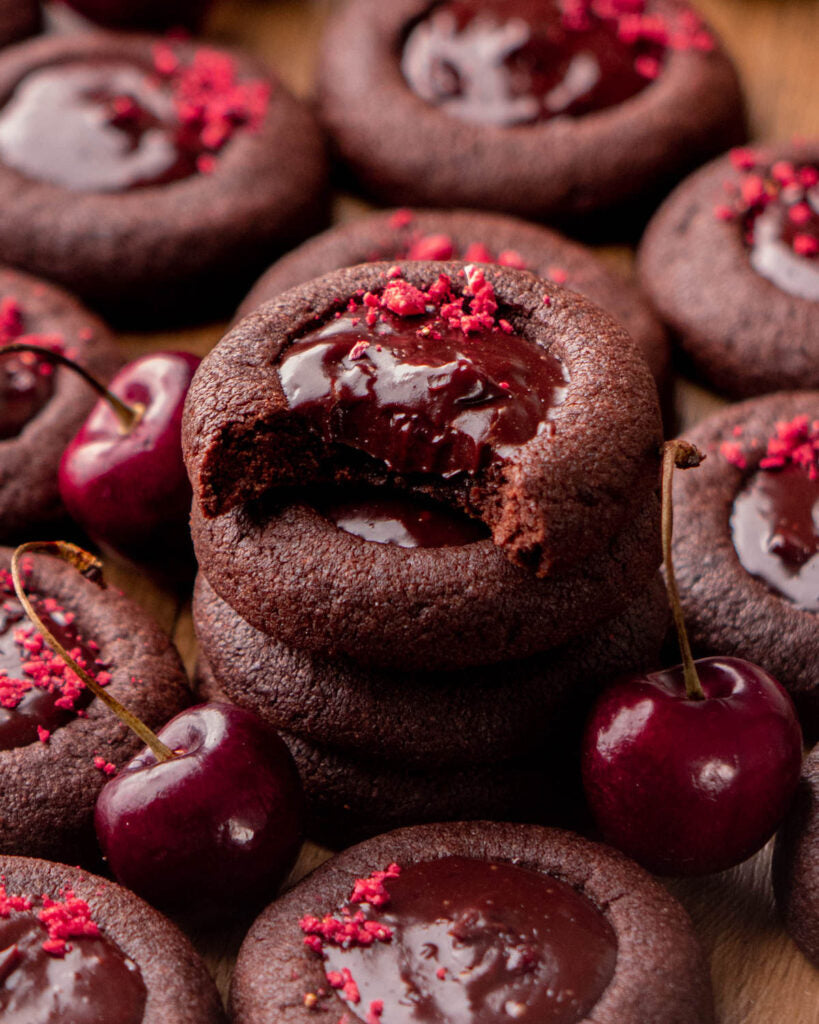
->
(101, 0), (819, 1019)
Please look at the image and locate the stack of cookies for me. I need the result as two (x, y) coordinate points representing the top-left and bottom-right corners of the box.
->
(185, 260), (667, 845)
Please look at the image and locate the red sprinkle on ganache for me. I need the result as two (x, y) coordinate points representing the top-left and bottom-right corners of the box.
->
(715, 151), (819, 300)
(39, 890), (101, 957)
(560, 0), (714, 54)
(0, 563), (109, 750)
(299, 864), (401, 957)
(0, 881), (100, 958)
(152, 45), (271, 171)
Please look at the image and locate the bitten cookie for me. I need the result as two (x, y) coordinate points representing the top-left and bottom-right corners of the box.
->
(639, 142), (819, 398)
(0, 547), (190, 864)
(773, 743), (819, 968)
(191, 490), (660, 671)
(0, 855), (225, 1022)
(185, 261), (662, 580)
(0, 266), (120, 540)
(193, 571), (668, 766)
(670, 392), (819, 736)
(230, 821), (715, 1024)
(237, 208), (669, 383)
(316, 0), (744, 223)
(0, 32), (328, 323)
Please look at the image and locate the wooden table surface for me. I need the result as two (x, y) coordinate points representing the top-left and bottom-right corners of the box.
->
(102, 1), (819, 1019)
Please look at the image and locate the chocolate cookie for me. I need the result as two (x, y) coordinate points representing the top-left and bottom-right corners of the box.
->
(773, 743), (819, 968)
(670, 392), (819, 735)
(194, 570), (668, 765)
(0, 0), (39, 48)
(236, 208), (669, 384)
(191, 486), (660, 671)
(0, 546), (191, 864)
(316, 0), (744, 225)
(0, 266), (120, 540)
(196, 654), (584, 846)
(230, 821), (714, 1024)
(638, 142), (819, 398)
(185, 261), (662, 580)
(0, 33), (328, 324)
(0, 855), (225, 1022)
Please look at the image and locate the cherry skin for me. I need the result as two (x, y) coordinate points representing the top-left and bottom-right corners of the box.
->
(94, 702), (305, 919)
(58, 351), (200, 575)
(582, 656), (803, 876)
(61, 0), (211, 30)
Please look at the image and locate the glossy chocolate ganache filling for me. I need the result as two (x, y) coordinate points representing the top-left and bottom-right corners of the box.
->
(0, 892), (146, 1024)
(319, 489), (490, 547)
(278, 271), (568, 479)
(401, 0), (658, 126)
(0, 47), (269, 192)
(732, 462), (819, 611)
(315, 857), (617, 1024)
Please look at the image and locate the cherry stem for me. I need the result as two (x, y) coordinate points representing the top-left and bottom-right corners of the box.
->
(11, 541), (174, 762)
(0, 343), (143, 433)
(662, 440), (707, 701)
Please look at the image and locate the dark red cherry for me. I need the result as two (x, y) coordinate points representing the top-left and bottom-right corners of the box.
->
(581, 440), (804, 877)
(61, 0), (211, 30)
(94, 703), (305, 918)
(58, 351), (200, 576)
(582, 657), (803, 875)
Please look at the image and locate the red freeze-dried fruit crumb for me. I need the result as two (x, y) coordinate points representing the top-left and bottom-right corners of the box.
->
(547, 266), (569, 284)
(152, 44), (270, 168)
(349, 864), (401, 908)
(463, 242), (494, 263)
(94, 756), (117, 777)
(37, 725), (50, 744)
(381, 281), (428, 317)
(327, 967), (361, 1004)
(389, 209), (414, 229)
(716, 155), (819, 259)
(497, 249), (526, 269)
(0, 569), (101, 717)
(342, 269), (511, 339)
(367, 1000), (384, 1024)
(730, 148), (759, 171)
(794, 234), (819, 257)
(39, 890), (100, 957)
(299, 865), (401, 957)
(0, 882), (32, 917)
(407, 234), (455, 261)
(436, 967), (447, 980)
(634, 54), (661, 79)
(721, 416), (819, 480)
(720, 440), (748, 469)
(760, 415), (819, 480)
